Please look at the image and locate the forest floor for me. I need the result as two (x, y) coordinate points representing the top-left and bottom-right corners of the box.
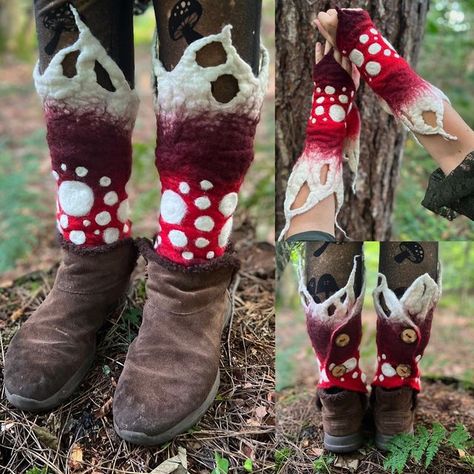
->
(0, 225), (276, 473)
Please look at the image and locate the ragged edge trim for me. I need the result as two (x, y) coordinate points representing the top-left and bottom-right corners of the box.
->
(33, 5), (139, 125)
(57, 233), (138, 257)
(138, 238), (240, 275)
(278, 155), (345, 242)
(343, 133), (360, 194)
(298, 254), (366, 326)
(373, 263), (442, 326)
(151, 25), (269, 120)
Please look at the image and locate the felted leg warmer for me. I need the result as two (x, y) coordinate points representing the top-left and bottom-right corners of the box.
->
(34, 5), (139, 246)
(301, 253), (367, 393)
(335, 7), (455, 140)
(279, 53), (360, 240)
(152, 27), (269, 265)
(372, 268), (441, 391)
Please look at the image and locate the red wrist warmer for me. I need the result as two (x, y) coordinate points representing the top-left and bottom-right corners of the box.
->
(336, 7), (455, 140)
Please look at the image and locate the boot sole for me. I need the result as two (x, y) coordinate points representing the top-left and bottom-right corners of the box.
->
(114, 293), (235, 445)
(5, 352), (95, 412)
(324, 432), (364, 453)
(375, 429), (414, 451)
(114, 370), (221, 446)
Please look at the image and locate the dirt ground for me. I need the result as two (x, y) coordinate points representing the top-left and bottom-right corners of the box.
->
(0, 226), (275, 473)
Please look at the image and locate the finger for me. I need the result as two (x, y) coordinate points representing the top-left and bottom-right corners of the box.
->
(324, 40), (331, 56)
(315, 17), (335, 47)
(317, 10), (338, 45)
(315, 42), (322, 64)
(341, 55), (351, 74)
(333, 48), (342, 65)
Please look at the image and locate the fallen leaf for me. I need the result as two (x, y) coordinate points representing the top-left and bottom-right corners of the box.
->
(94, 397), (113, 419)
(309, 448), (324, 457)
(255, 406), (267, 419)
(334, 455), (359, 471)
(1, 422), (15, 432)
(150, 447), (188, 473)
(32, 426), (59, 450)
(68, 443), (83, 471)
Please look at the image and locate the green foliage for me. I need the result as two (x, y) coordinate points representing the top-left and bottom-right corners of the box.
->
(275, 447), (292, 472)
(243, 458), (253, 472)
(312, 454), (335, 473)
(384, 423), (472, 473)
(212, 452), (230, 474)
(26, 468), (49, 474)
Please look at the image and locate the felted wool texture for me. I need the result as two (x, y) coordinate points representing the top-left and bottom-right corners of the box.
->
(299, 254), (368, 393)
(336, 7), (456, 140)
(372, 269), (441, 392)
(34, 6), (138, 247)
(279, 53), (360, 241)
(152, 26), (269, 265)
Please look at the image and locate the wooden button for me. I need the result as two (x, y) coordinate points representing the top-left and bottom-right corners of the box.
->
(335, 333), (350, 347)
(400, 328), (417, 344)
(331, 365), (347, 378)
(396, 364), (412, 378)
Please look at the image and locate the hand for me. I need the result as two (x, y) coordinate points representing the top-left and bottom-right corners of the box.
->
(315, 40), (360, 91)
(314, 9), (338, 47)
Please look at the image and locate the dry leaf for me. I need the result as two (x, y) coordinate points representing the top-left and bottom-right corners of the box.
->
(1, 422), (15, 432)
(309, 447), (325, 457)
(334, 455), (360, 470)
(32, 426), (59, 450)
(255, 405), (267, 419)
(94, 397), (113, 419)
(150, 447), (188, 474)
(458, 448), (466, 458)
(68, 443), (83, 471)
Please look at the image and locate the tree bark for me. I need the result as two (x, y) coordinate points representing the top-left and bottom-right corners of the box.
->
(275, 0), (429, 240)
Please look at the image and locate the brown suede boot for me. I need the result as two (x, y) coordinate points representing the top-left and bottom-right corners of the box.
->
(113, 239), (238, 445)
(4, 237), (137, 411)
(372, 386), (416, 450)
(317, 388), (367, 453)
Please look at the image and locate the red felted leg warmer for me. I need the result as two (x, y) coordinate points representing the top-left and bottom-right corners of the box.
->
(372, 271), (441, 392)
(279, 53), (360, 240)
(335, 7), (456, 140)
(34, 6), (138, 246)
(152, 27), (269, 265)
(301, 255), (367, 393)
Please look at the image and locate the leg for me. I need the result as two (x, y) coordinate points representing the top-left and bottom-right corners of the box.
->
(372, 241), (440, 449)
(302, 241), (366, 453)
(113, 0), (269, 445)
(4, 0), (138, 412)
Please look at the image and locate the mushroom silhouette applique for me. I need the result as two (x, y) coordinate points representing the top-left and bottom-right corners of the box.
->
(169, 0), (203, 44)
(394, 242), (424, 264)
(316, 274), (339, 301)
(42, 4), (78, 56)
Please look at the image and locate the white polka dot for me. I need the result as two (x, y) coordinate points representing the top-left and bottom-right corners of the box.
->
(349, 49), (364, 67)
(381, 362), (396, 377)
(94, 230), (100, 235)
(341, 377), (345, 382)
(311, 118), (316, 124)
(206, 251), (215, 259)
(52, 170), (59, 181)
(359, 34), (369, 44)
(351, 91), (354, 97)
(395, 54), (400, 58)
(117, 200), (129, 223)
(161, 190), (187, 224)
(182, 251), (194, 260)
(95, 211), (111, 226)
(219, 192), (238, 217)
(103, 228), (119, 244)
(100, 176), (111, 187)
(382, 354), (387, 360)
(315, 106), (324, 116)
(83, 220), (91, 227)
(384, 49), (391, 56)
(58, 181), (94, 217)
(69, 230), (86, 245)
(324, 86), (335, 94)
(195, 237), (210, 248)
(195, 196), (211, 210)
(368, 43), (382, 55)
(342, 87), (347, 92)
(329, 105), (346, 122)
(323, 118), (327, 121)
(123, 224), (129, 233)
(168, 229), (188, 247)
(379, 374), (385, 382)
(104, 191), (118, 206)
(218, 217), (233, 247)
(365, 61), (381, 76)
(330, 97), (335, 102)
(370, 28), (378, 34)
(316, 87), (321, 93)
(339, 94), (349, 104)
(316, 97), (325, 104)
(352, 372), (358, 379)
(179, 182), (190, 194)
(200, 180), (213, 191)
(61, 163), (67, 171)
(59, 214), (68, 229)
(374, 36), (379, 40)
(75, 166), (88, 177)
(195, 216), (214, 232)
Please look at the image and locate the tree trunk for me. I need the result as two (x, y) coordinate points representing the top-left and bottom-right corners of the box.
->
(275, 0), (429, 240)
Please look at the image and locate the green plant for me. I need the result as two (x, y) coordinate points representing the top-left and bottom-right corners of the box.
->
(243, 458), (253, 472)
(212, 452), (229, 474)
(384, 423), (472, 473)
(312, 454), (335, 473)
(26, 467), (49, 474)
(275, 448), (292, 472)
